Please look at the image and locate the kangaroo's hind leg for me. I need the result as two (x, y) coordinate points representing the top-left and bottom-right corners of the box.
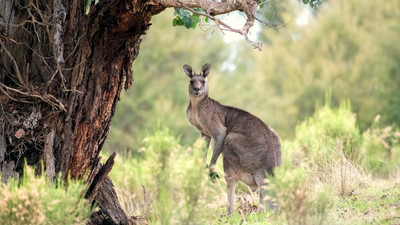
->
(223, 155), (238, 215)
(225, 175), (238, 215)
(254, 172), (267, 212)
(255, 170), (279, 212)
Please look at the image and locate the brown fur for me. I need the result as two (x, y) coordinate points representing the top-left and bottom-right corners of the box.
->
(183, 63), (282, 214)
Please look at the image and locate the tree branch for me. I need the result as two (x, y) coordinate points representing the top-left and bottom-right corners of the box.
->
(0, 39), (26, 87)
(85, 152), (116, 202)
(43, 128), (56, 180)
(156, 0), (241, 16)
(0, 82), (66, 111)
(181, 6), (262, 50)
(154, 0), (271, 50)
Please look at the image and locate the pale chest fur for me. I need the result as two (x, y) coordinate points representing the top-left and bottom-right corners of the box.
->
(186, 104), (209, 136)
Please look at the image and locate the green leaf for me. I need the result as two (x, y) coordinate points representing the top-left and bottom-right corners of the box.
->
(192, 14), (201, 24)
(179, 8), (190, 18)
(177, 18), (184, 26)
(171, 7), (204, 29)
(183, 16), (193, 29)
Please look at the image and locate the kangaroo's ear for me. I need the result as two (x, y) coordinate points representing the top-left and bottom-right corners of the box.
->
(183, 64), (193, 78)
(201, 63), (211, 78)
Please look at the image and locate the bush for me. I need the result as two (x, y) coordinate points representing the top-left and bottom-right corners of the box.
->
(294, 101), (362, 164)
(289, 101), (366, 195)
(109, 127), (220, 224)
(0, 166), (93, 225)
(268, 167), (333, 225)
(360, 115), (400, 176)
(268, 167), (309, 225)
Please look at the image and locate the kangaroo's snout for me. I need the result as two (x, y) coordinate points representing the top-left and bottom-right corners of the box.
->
(192, 82), (205, 96)
(193, 87), (201, 95)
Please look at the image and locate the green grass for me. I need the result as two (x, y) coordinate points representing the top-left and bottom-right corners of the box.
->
(205, 181), (400, 225)
(333, 182), (400, 225)
(214, 211), (281, 225)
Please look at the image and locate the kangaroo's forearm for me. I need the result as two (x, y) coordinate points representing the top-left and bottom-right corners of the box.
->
(201, 133), (211, 149)
(201, 133), (211, 164)
(209, 134), (225, 166)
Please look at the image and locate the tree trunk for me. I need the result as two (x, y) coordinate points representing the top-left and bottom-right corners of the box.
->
(0, 0), (164, 224)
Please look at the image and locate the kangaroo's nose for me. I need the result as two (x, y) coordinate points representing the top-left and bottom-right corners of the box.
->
(194, 87), (200, 92)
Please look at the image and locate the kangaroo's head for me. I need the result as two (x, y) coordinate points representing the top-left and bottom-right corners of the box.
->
(183, 63), (211, 97)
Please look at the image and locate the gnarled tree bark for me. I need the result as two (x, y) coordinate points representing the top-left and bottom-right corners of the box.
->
(0, 0), (265, 224)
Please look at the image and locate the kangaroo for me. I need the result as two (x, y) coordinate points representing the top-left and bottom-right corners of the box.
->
(183, 63), (282, 215)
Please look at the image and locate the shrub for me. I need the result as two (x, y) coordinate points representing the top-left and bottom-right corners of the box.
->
(0, 166), (93, 225)
(294, 101), (362, 164)
(268, 167), (333, 225)
(360, 115), (400, 176)
(109, 127), (220, 224)
(290, 101), (366, 195)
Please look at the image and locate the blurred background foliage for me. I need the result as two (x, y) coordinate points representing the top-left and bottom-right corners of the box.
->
(104, 0), (399, 155)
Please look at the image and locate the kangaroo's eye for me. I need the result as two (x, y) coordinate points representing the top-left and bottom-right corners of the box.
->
(201, 81), (205, 85)
(190, 81), (194, 85)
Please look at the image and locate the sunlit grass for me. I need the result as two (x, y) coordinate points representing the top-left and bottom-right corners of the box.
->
(333, 181), (400, 225)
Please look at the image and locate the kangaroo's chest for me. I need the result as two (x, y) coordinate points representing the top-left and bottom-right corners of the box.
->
(186, 106), (209, 135)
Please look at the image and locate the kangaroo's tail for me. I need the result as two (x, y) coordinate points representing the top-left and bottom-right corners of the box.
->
(267, 131), (282, 168)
